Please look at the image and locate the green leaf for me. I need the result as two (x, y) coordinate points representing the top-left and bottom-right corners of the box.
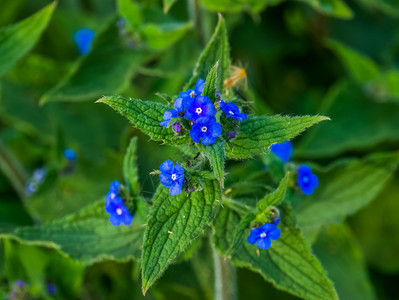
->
(313, 224), (376, 300)
(117, 0), (142, 31)
(213, 205), (338, 300)
(5, 200), (147, 265)
(300, 0), (353, 19)
(202, 62), (218, 103)
(200, 0), (269, 13)
(0, 2), (55, 77)
(326, 39), (380, 83)
(296, 152), (399, 235)
(163, 0), (179, 13)
(296, 81), (399, 158)
(98, 96), (190, 144)
(186, 14), (230, 92)
(141, 21), (192, 50)
(199, 139), (225, 188)
(226, 115), (329, 159)
(141, 181), (221, 294)
(350, 172), (399, 273)
(123, 137), (140, 195)
(41, 18), (145, 104)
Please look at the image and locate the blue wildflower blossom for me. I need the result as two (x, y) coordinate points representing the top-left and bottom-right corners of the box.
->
(63, 148), (77, 161)
(247, 223), (281, 249)
(220, 101), (247, 122)
(159, 160), (185, 195)
(104, 180), (133, 226)
(160, 98), (184, 127)
(297, 164), (318, 195)
(190, 116), (221, 145)
(273, 216), (280, 225)
(270, 141), (293, 163)
(184, 95), (215, 122)
(179, 78), (204, 99)
(47, 284), (57, 295)
(73, 28), (95, 56)
(14, 280), (24, 288)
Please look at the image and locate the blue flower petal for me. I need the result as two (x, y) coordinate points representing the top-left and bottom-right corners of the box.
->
(174, 98), (185, 111)
(210, 120), (222, 138)
(247, 232), (258, 245)
(256, 237), (272, 249)
(160, 119), (170, 127)
(195, 78), (205, 94)
(201, 134), (216, 145)
(174, 162), (185, 175)
(268, 227), (281, 240)
(169, 181), (182, 195)
(159, 172), (173, 188)
(109, 180), (119, 193)
(160, 160), (174, 174)
(110, 213), (122, 226)
(190, 125), (202, 143)
(310, 174), (319, 188)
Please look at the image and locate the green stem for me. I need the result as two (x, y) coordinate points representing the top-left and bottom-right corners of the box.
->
(212, 243), (237, 300)
(187, 0), (206, 47)
(0, 140), (28, 200)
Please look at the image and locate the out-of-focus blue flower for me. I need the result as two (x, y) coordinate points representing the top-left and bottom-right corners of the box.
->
(179, 78), (204, 99)
(73, 28), (95, 56)
(228, 131), (235, 139)
(104, 180), (133, 226)
(47, 283), (57, 295)
(63, 148), (77, 161)
(220, 101), (247, 122)
(190, 116), (221, 145)
(184, 96), (215, 122)
(297, 165), (318, 195)
(14, 280), (24, 288)
(273, 216), (280, 225)
(270, 141), (293, 163)
(159, 160), (184, 195)
(32, 168), (47, 183)
(160, 98), (185, 127)
(247, 223), (281, 249)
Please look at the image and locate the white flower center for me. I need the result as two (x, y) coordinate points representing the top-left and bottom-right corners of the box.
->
(190, 91), (195, 98)
(116, 208), (123, 215)
(229, 110), (234, 115)
(201, 126), (207, 132)
(260, 232), (267, 238)
(303, 176), (309, 183)
(171, 174), (177, 181)
(195, 107), (202, 115)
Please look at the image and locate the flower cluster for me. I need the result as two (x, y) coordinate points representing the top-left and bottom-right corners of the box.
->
(160, 78), (247, 145)
(159, 160), (185, 195)
(247, 223), (281, 249)
(104, 180), (133, 226)
(25, 168), (47, 196)
(297, 165), (319, 195)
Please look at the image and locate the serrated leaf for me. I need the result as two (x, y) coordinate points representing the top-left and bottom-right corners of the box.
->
(226, 115), (329, 159)
(0, 2), (55, 77)
(141, 181), (221, 294)
(41, 18), (145, 104)
(257, 172), (289, 210)
(186, 15), (230, 92)
(163, 0), (178, 13)
(117, 0), (142, 31)
(202, 62), (218, 102)
(123, 137), (140, 195)
(4, 200), (147, 266)
(297, 152), (399, 235)
(326, 39), (380, 83)
(213, 205), (338, 300)
(199, 139), (225, 188)
(313, 224), (376, 300)
(98, 96), (190, 144)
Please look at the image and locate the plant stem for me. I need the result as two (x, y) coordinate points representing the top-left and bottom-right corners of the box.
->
(187, 0), (206, 47)
(212, 242), (237, 300)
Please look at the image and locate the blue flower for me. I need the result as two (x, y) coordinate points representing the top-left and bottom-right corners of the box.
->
(179, 78), (204, 99)
(104, 180), (133, 226)
(247, 223), (281, 249)
(14, 280), (25, 288)
(32, 168), (47, 183)
(190, 116), (221, 145)
(270, 141), (293, 163)
(47, 284), (57, 295)
(184, 95), (215, 122)
(63, 148), (77, 161)
(297, 165), (318, 195)
(273, 216), (280, 225)
(73, 28), (95, 56)
(160, 98), (184, 127)
(220, 101), (247, 122)
(159, 160), (185, 195)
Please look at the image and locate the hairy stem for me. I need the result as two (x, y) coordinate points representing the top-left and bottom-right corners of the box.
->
(212, 242), (237, 300)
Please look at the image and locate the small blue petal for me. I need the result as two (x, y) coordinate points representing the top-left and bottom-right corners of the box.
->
(270, 141), (293, 163)
(169, 181), (182, 195)
(174, 162), (185, 175)
(73, 28), (95, 56)
(247, 232), (258, 245)
(110, 213), (122, 226)
(268, 227), (281, 240)
(195, 78), (205, 94)
(63, 148), (77, 161)
(256, 237), (272, 249)
(109, 180), (119, 193)
(159, 172), (173, 188)
(160, 160), (174, 174)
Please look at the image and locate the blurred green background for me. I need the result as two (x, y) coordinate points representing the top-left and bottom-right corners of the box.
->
(1, 0), (399, 299)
